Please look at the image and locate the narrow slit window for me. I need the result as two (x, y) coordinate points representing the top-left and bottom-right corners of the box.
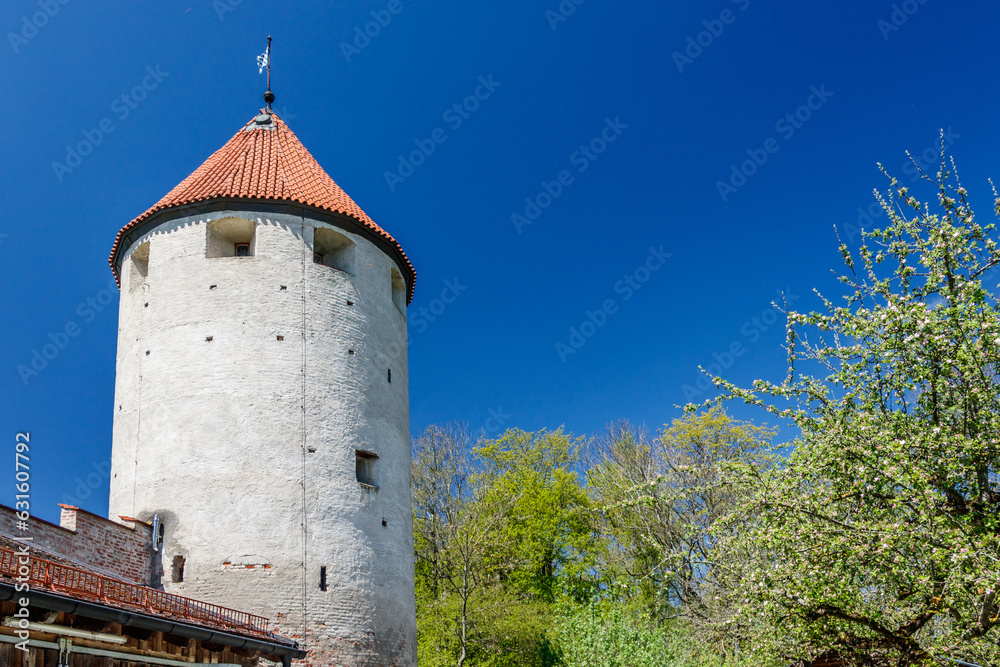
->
(387, 368), (391, 383)
(172, 555), (185, 583)
(320, 566), (328, 591)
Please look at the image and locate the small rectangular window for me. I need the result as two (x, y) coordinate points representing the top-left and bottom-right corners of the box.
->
(356, 450), (378, 487)
(235, 242), (250, 257)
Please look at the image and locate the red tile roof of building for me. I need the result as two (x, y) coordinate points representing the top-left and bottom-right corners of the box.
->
(109, 111), (415, 303)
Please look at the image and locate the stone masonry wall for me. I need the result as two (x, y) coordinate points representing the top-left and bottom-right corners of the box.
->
(109, 206), (417, 666)
(0, 504), (153, 585)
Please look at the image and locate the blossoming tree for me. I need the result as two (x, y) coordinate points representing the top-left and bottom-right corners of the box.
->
(712, 152), (1000, 666)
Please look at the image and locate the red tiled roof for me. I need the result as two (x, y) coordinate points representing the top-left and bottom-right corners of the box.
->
(109, 112), (415, 303)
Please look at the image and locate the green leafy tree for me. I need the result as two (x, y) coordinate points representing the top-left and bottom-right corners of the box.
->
(413, 424), (528, 667)
(413, 423), (481, 667)
(588, 411), (774, 646)
(711, 152), (1000, 666)
(413, 425), (595, 667)
(476, 427), (597, 603)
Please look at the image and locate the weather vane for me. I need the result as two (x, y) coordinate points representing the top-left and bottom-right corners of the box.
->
(257, 35), (274, 111)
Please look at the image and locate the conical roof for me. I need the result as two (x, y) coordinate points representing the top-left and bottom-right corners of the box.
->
(109, 112), (414, 302)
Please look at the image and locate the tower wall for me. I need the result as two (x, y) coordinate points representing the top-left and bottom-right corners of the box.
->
(109, 205), (415, 666)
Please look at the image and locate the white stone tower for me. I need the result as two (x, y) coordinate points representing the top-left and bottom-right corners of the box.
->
(107, 105), (417, 666)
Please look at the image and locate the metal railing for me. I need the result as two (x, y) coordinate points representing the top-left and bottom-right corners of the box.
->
(0, 547), (271, 637)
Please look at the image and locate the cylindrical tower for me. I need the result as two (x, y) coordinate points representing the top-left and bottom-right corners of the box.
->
(107, 110), (417, 666)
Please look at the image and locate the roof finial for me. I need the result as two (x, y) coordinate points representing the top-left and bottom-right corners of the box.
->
(262, 35), (274, 112)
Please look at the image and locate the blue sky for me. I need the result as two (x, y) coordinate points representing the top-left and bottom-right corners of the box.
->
(3, 0), (999, 522)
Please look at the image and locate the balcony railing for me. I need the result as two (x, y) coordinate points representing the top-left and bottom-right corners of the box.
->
(0, 547), (271, 638)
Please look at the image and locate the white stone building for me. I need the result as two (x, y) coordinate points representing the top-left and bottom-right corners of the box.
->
(106, 104), (418, 666)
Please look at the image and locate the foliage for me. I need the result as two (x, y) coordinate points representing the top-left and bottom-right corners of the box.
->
(476, 427), (597, 602)
(412, 424), (594, 667)
(551, 597), (669, 667)
(551, 597), (740, 667)
(708, 152), (1000, 665)
(414, 148), (1000, 667)
(416, 586), (556, 667)
(588, 409), (774, 640)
